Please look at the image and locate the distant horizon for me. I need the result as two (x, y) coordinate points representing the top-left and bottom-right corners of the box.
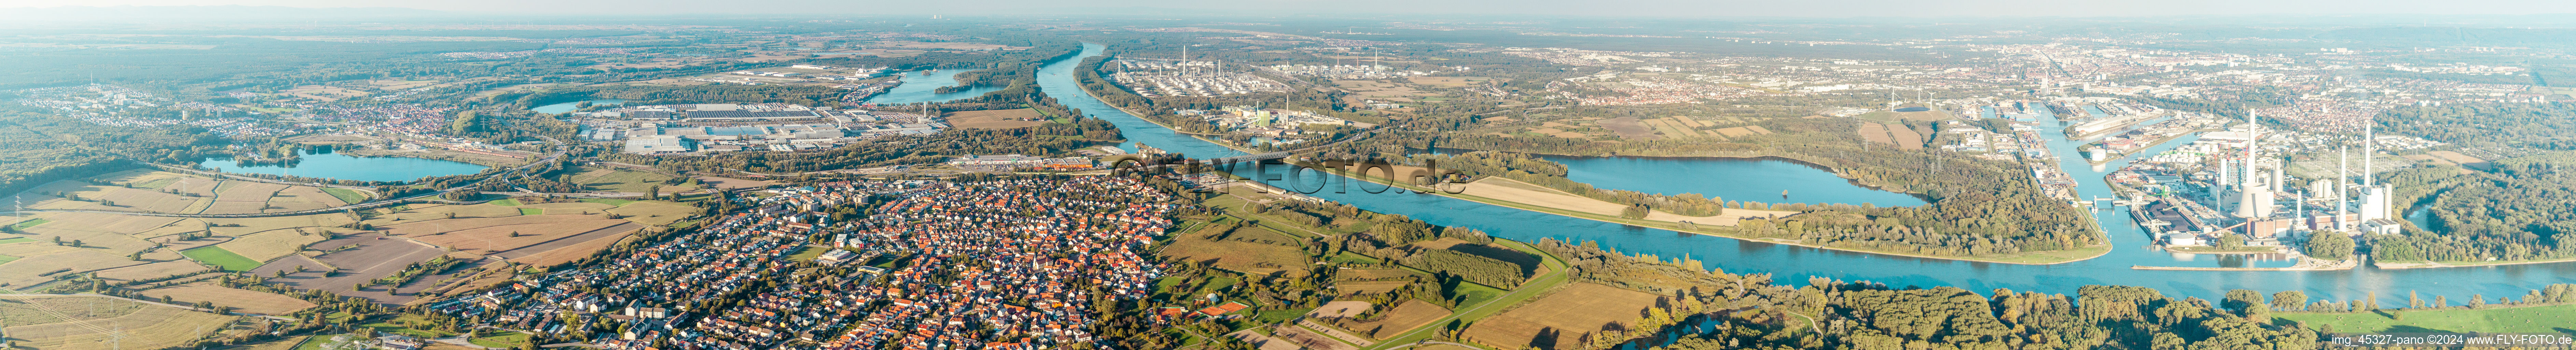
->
(9, 1), (2576, 19)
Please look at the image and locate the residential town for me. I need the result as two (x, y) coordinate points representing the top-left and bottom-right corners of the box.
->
(427, 177), (1173, 350)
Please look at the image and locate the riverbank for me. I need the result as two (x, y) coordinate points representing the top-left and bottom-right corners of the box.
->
(1303, 162), (2113, 265)
(341, 148), (527, 167)
(2375, 256), (2576, 269)
(2133, 256), (2353, 271)
(1068, 54), (2113, 265)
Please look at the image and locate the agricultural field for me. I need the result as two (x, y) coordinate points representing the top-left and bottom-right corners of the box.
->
(1333, 80), (1439, 102)
(18, 171), (361, 215)
(378, 214), (593, 237)
(2274, 304), (2576, 333)
(1307, 301), (1374, 318)
(1156, 224), (1311, 276)
(691, 176), (776, 190)
(1325, 299), (1450, 340)
(91, 261), (210, 282)
(396, 216), (632, 255)
(15, 212), (180, 255)
(513, 202), (616, 215)
(1857, 122), (1924, 150)
(1460, 283), (1663, 350)
(1406, 76), (1497, 86)
(944, 109), (1048, 129)
(1597, 117), (1657, 139)
(0, 241), (144, 289)
(214, 227), (336, 263)
(0, 295), (237, 350)
(251, 233), (446, 304)
(181, 246), (263, 271)
(605, 201), (698, 226)
(505, 229), (635, 267)
(201, 213), (360, 237)
(1223, 329), (1307, 350)
(563, 166), (694, 193)
(365, 203), (524, 225)
(138, 282), (318, 315)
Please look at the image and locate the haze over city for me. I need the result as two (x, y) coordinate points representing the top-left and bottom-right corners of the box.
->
(10, 0), (2576, 17)
(5, 2), (2576, 350)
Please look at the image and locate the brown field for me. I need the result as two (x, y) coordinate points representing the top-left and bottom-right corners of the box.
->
(213, 182), (289, 202)
(251, 233), (445, 304)
(404, 219), (630, 255)
(1157, 226), (1309, 276)
(0, 241), (82, 259)
(141, 282), (318, 315)
(2, 300), (238, 350)
(2426, 150), (2492, 171)
(45, 184), (206, 213)
(1598, 117), (1657, 139)
(201, 214), (359, 237)
(1462, 283), (1663, 350)
(1887, 124), (1925, 150)
(1224, 329), (1307, 350)
(216, 228), (332, 263)
(93, 261), (210, 281)
(1307, 301), (1373, 318)
(369, 203), (523, 225)
(1643, 117), (1709, 138)
(18, 213), (181, 254)
(266, 186), (349, 211)
(514, 202), (617, 215)
(1711, 125), (1774, 137)
(231, 336), (308, 350)
(1333, 80), (1434, 101)
(1328, 299), (1450, 340)
(166, 177), (220, 197)
(198, 201), (277, 215)
(1857, 123), (1893, 144)
(692, 176), (777, 189)
(1269, 324), (1361, 350)
(606, 201), (698, 226)
(504, 228), (636, 266)
(1336, 281), (1410, 295)
(1459, 177), (1796, 224)
(1337, 268), (1418, 281)
(0, 250), (143, 288)
(377, 213), (578, 236)
(1406, 76), (1494, 86)
(944, 109), (1049, 129)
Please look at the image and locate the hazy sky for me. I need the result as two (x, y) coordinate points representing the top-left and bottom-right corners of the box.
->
(6, 0), (2576, 17)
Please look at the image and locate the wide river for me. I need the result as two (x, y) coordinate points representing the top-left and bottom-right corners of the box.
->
(1036, 43), (2572, 302)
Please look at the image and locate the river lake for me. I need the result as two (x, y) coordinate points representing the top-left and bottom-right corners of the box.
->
(532, 99), (630, 114)
(865, 69), (1000, 105)
(200, 151), (489, 183)
(1036, 42), (2575, 302)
